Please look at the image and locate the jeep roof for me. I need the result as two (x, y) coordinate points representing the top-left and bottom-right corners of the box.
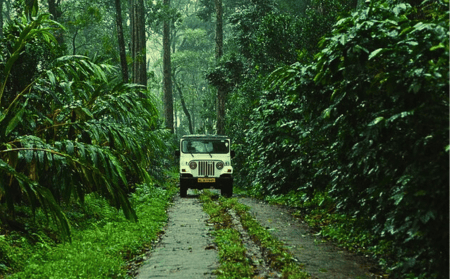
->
(180, 134), (230, 140)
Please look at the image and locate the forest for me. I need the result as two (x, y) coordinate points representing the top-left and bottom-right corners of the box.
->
(0, 0), (448, 278)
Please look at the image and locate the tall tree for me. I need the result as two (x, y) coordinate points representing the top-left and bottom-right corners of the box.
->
(130, 0), (147, 86)
(215, 0), (225, 135)
(114, 0), (128, 82)
(48, 0), (64, 46)
(173, 76), (193, 134)
(0, 0), (3, 38)
(163, 0), (174, 132)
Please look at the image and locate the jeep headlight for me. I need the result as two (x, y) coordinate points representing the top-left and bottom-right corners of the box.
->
(189, 161), (197, 169)
(216, 161), (224, 170)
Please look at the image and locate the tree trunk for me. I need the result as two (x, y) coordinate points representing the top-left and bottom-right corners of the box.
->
(173, 77), (193, 134)
(48, 0), (64, 46)
(114, 0), (128, 82)
(215, 0), (223, 60)
(163, 0), (174, 133)
(48, 0), (62, 21)
(215, 0), (225, 135)
(0, 0), (3, 38)
(130, 0), (147, 87)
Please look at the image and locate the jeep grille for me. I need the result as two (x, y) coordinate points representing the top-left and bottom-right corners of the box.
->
(198, 161), (215, 177)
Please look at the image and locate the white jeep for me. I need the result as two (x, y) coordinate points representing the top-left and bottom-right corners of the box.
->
(175, 135), (234, 197)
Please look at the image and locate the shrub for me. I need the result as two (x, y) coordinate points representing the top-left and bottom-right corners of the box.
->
(242, 1), (449, 277)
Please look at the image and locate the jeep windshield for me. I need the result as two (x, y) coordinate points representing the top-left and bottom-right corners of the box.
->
(181, 139), (229, 154)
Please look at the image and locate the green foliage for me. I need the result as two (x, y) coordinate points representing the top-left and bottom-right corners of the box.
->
(213, 0), (351, 190)
(3, 181), (177, 278)
(239, 0), (449, 277)
(313, 2), (449, 276)
(0, 15), (167, 241)
(0, 231), (32, 274)
(60, 0), (113, 57)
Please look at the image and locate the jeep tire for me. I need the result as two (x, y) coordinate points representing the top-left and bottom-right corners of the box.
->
(180, 180), (188, 198)
(221, 183), (233, 197)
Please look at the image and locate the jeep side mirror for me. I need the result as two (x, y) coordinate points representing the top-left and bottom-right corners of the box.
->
(230, 150), (235, 158)
(174, 150), (180, 157)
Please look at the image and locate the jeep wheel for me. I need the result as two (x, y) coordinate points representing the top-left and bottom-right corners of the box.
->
(180, 181), (188, 197)
(221, 185), (233, 197)
(180, 186), (187, 197)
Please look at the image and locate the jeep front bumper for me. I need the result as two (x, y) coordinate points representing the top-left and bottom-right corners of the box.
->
(180, 174), (233, 189)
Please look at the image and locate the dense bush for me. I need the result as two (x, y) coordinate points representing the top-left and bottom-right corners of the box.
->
(218, 0), (351, 189)
(0, 15), (167, 240)
(239, 1), (448, 277)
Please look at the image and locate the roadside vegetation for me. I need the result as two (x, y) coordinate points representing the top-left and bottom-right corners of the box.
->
(200, 190), (309, 279)
(0, 7), (177, 278)
(1, 179), (177, 278)
(222, 1), (448, 278)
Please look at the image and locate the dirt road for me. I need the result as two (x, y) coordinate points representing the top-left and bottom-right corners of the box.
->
(238, 198), (379, 279)
(136, 193), (218, 279)
(135, 191), (381, 279)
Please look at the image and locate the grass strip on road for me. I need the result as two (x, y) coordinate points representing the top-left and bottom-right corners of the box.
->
(232, 201), (309, 279)
(199, 190), (309, 279)
(200, 191), (254, 279)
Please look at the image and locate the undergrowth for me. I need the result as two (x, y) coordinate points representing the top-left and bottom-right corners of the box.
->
(1, 176), (178, 279)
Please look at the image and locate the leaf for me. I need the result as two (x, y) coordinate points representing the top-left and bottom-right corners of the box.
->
(368, 116), (385, 126)
(387, 111), (414, 123)
(339, 34), (347, 45)
(368, 48), (388, 60)
(410, 83), (421, 93)
(24, 149), (34, 164)
(5, 100), (28, 136)
(89, 146), (98, 165)
(66, 141), (75, 155)
(322, 108), (332, 119)
(47, 70), (56, 86)
(392, 192), (404, 206)
(354, 44), (369, 54)
(419, 211), (435, 224)
(397, 175), (412, 186)
(430, 43), (445, 51)
(0, 111), (5, 123)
